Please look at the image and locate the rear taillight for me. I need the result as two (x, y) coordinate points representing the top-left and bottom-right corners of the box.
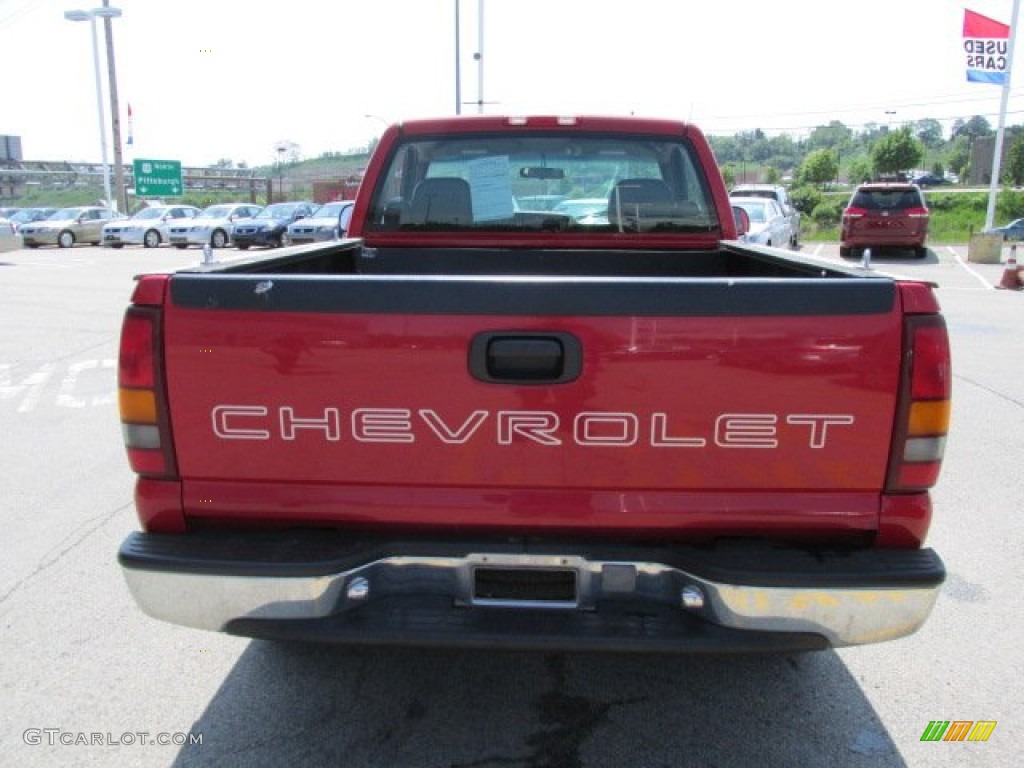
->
(842, 206), (867, 220)
(886, 304), (951, 494)
(905, 207), (930, 219)
(118, 276), (177, 478)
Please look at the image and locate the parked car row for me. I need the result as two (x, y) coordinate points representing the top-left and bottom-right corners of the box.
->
(9, 200), (355, 250)
(164, 200), (353, 250)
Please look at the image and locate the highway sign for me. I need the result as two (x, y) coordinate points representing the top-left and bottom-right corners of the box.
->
(133, 158), (183, 197)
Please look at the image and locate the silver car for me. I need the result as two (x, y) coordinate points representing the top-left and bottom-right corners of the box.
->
(167, 203), (263, 249)
(286, 200), (355, 244)
(7, 207), (58, 233)
(730, 197), (794, 249)
(20, 206), (124, 248)
(101, 204), (201, 248)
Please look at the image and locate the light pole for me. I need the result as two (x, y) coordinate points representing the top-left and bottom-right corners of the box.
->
(454, 0), (461, 115)
(64, 7), (117, 208)
(99, 1), (126, 214)
(275, 144), (287, 202)
(475, 0), (484, 113)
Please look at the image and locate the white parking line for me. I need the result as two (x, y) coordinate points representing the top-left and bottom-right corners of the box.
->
(946, 246), (995, 290)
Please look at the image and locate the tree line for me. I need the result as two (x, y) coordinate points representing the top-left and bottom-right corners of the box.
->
(711, 115), (1024, 189)
(710, 115), (1024, 227)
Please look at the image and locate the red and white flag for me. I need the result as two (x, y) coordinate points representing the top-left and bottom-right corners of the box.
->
(963, 9), (1011, 84)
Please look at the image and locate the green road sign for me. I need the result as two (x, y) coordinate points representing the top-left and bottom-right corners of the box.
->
(133, 158), (183, 197)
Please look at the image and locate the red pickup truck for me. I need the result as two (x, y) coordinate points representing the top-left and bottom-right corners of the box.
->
(117, 116), (950, 653)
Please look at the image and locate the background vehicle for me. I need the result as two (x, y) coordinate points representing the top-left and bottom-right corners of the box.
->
(101, 204), (201, 248)
(231, 201), (316, 249)
(117, 115), (949, 654)
(840, 182), (930, 259)
(984, 218), (1024, 241)
(729, 184), (800, 248)
(730, 196), (793, 247)
(20, 206), (122, 248)
(909, 173), (950, 187)
(7, 207), (58, 233)
(286, 200), (355, 244)
(167, 203), (262, 249)
(0, 212), (21, 251)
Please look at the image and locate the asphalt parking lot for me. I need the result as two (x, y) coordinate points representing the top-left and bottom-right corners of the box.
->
(801, 240), (1021, 291)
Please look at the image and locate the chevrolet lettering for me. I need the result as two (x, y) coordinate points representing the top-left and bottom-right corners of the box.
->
(210, 406), (855, 449)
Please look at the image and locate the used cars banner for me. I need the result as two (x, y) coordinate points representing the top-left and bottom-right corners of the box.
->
(963, 8), (1010, 85)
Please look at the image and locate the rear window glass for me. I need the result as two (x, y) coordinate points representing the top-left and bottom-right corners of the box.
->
(730, 189), (775, 200)
(364, 132), (719, 235)
(851, 187), (924, 210)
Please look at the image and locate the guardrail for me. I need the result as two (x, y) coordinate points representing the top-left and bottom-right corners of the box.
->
(0, 161), (269, 201)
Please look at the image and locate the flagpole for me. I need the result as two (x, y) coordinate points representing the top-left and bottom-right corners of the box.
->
(985, 0), (1021, 230)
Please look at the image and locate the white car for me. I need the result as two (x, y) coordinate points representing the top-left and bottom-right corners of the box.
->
(730, 196), (794, 248)
(167, 203), (263, 249)
(101, 204), (201, 248)
(286, 200), (355, 244)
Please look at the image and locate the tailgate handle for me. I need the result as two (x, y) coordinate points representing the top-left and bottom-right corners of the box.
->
(469, 332), (582, 384)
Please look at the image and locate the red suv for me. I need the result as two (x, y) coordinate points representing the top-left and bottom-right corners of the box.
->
(840, 183), (929, 259)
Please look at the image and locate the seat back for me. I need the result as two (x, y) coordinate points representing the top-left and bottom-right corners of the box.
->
(612, 177), (694, 228)
(402, 178), (473, 227)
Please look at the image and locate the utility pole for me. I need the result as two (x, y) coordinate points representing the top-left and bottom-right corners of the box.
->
(476, 0), (484, 113)
(102, 0), (126, 213)
(454, 0), (461, 115)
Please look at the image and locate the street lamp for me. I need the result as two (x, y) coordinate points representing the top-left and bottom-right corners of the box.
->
(99, 1), (126, 215)
(275, 144), (288, 202)
(64, 5), (122, 210)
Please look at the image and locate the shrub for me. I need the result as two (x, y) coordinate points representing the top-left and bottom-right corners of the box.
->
(996, 188), (1024, 219)
(810, 201), (842, 227)
(789, 184), (822, 214)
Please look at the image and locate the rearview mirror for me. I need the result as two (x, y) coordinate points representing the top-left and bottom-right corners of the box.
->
(519, 167), (564, 180)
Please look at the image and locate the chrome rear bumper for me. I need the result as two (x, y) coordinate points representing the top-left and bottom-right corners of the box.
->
(119, 532), (943, 651)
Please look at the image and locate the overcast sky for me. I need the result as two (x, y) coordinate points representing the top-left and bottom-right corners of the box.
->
(3, 0), (1024, 167)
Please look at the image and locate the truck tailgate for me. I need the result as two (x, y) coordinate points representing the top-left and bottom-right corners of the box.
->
(163, 274), (901, 535)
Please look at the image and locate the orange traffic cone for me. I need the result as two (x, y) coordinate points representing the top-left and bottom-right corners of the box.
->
(998, 245), (1023, 290)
